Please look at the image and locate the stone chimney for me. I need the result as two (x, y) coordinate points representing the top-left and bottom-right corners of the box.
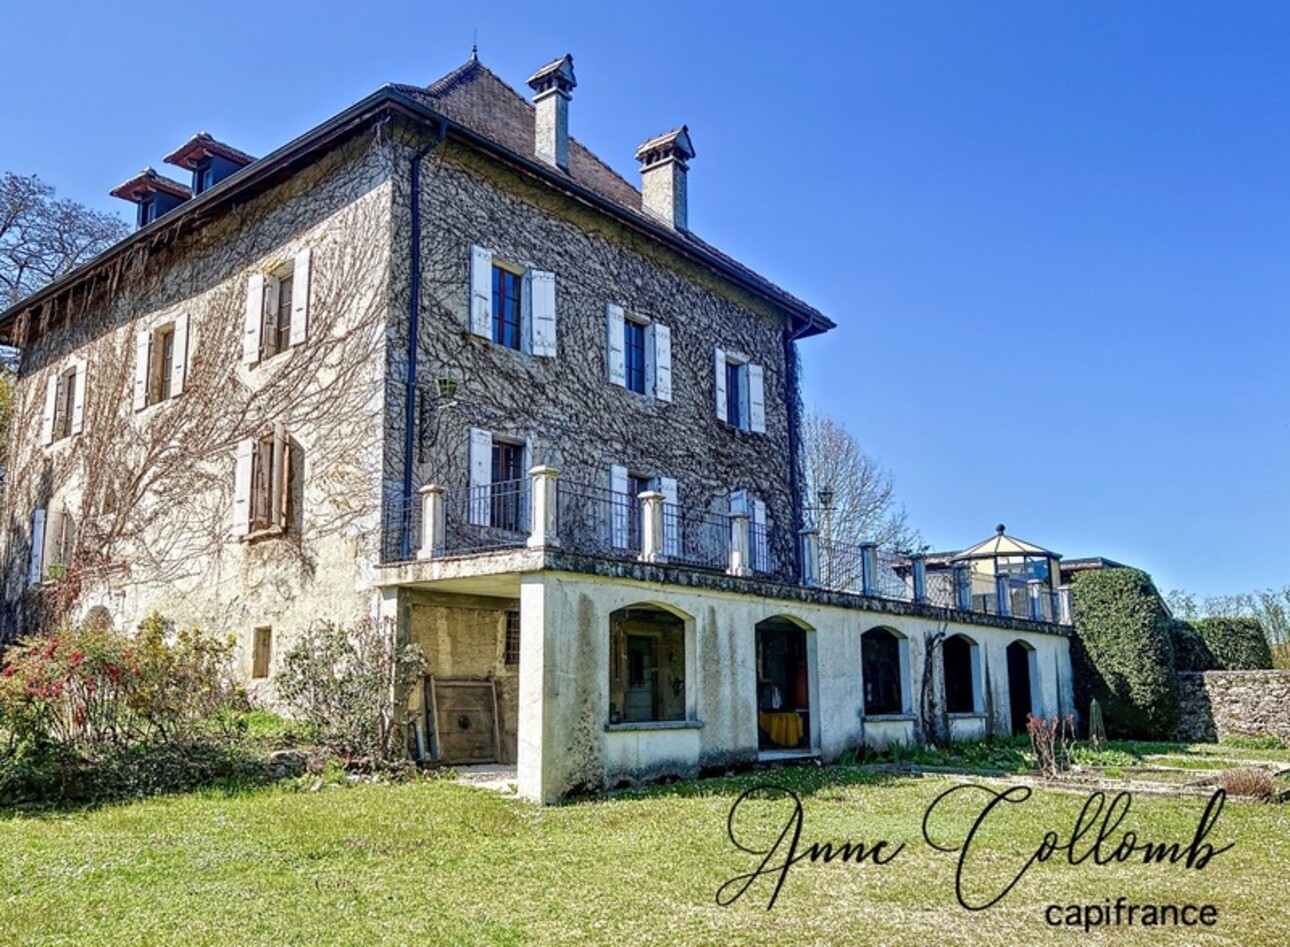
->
(635, 126), (695, 231)
(527, 54), (577, 171)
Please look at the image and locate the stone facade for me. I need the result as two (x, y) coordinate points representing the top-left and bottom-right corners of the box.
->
(1, 134), (395, 687)
(1175, 671), (1290, 744)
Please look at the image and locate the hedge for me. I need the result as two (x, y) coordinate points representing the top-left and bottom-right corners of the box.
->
(1071, 567), (1177, 739)
(1191, 616), (1273, 670)
(1169, 618), (1215, 672)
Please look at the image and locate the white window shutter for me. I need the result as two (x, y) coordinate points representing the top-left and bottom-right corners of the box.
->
(469, 245), (493, 338)
(520, 271), (533, 355)
(243, 273), (264, 363)
(289, 247), (311, 347)
(606, 303), (626, 387)
(28, 508), (46, 586)
(41, 375), (57, 444)
(233, 439), (254, 538)
(133, 330), (151, 411)
(468, 427), (493, 526)
(529, 270), (557, 357)
(748, 363), (766, 433)
(171, 313), (190, 396)
(752, 498), (768, 571)
(729, 489), (749, 517)
(70, 360), (86, 435)
(714, 348), (727, 420)
(659, 476), (679, 557)
(649, 323), (672, 402)
(45, 507), (66, 570)
(609, 464), (630, 549)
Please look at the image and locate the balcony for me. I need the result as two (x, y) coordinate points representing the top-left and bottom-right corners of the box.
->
(379, 467), (1071, 626)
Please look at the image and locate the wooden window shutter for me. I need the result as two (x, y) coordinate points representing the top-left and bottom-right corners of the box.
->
(609, 463), (630, 549)
(729, 488), (749, 517)
(41, 374), (57, 444)
(133, 330), (152, 412)
(748, 363), (766, 433)
(469, 246), (493, 338)
(467, 427), (492, 525)
(271, 423), (290, 531)
(659, 476), (679, 557)
(28, 508), (46, 586)
(606, 303), (626, 387)
(233, 438), (255, 538)
(713, 348), (727, 420)
(289, 247), (311, 347)
(529, 270), (557, 357)
(243, 273), (265, 363)
(648, 323), (672, 402)
(70, 360), (87, 435)
(171, 313), (190, 396)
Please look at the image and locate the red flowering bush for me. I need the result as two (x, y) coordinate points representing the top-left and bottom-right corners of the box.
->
(0, 611), (244, 757)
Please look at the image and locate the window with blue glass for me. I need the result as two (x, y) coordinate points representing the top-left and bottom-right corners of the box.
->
(194, 160), (215, 195)
(492, 266), (523, 350)
(137, 198), (157, 228)
(624, 319), (647, 394)
(726, 360), (744, 426)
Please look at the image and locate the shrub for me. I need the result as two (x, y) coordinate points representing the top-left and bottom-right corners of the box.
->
(1027, 714), (1075, 777)
(1217, 767), (1275, 801)
(277, 618), (426, 761)
(0, 612), (244, 753)
(1169, 619), (1215, 672)
(1191, 617), (1273, 670)
(1071, 568), (1178, 739)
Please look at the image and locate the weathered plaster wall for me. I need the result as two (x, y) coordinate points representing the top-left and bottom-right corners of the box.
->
(408, 595), (520, 760)
(383, 127), (802, 569)
(516, 570), (1073, 802)
(1175, 671), (1290, 744)
(2, 133), (396, 684)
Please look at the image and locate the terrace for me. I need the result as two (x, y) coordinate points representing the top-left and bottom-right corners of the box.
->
(379, 467), (1072, 626)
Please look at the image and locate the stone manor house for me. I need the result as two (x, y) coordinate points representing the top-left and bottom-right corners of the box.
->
(0, 54), (1074, 801)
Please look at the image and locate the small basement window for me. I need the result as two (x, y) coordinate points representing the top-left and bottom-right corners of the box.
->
(504, 611), (520, 666)
(252, 626), (272, 678)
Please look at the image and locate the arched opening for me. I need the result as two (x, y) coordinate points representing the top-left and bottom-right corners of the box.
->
(862, 627), (909, 716)
(609, 605), (688, 724)
(755, 617), (813, 751)
(1006, 640), (1037, 734)
(942, 634), (981, 714)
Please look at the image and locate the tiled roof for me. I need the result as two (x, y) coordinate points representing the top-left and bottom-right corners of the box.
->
(394, 59), (830, 330)
(164, 132), (257, 171)
(108, 167), (192, 202)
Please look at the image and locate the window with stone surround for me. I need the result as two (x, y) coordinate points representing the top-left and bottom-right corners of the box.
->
(41, 360), (85, 444)
(504, 611), (520, 666)
(242, 249), (312, 365)
(606, 304), (672, 401)
(133, 315), (189, 411)
(233, 424), (293, 539)
(713, 347), (765, 432)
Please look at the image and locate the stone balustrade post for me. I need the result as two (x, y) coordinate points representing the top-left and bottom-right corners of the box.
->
(728, 513), (751, 577)
(527, 465), (560, 549)
(1058, 586), (1073, 625)
(995, 573), (1012, 617)
(417, 484), (445, 560)
(859, 542), (878, 596)
(911, 554), (927, 604)
(639, 491), (666, 563)
(953, 563), (972, 611)
(799, 528), (820, 587)
(1028, 579), (1044, 621)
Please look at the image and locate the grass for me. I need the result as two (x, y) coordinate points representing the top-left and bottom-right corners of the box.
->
(2, 766), (1288, 945)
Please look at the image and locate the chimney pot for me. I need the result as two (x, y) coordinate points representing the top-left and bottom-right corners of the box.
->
(527, 54), (576, 171)
(635, 126), (695, 231)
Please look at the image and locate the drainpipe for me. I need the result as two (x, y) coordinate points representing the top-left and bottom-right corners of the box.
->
(784, 320), (810, 581)
(401, 122), (448, 560)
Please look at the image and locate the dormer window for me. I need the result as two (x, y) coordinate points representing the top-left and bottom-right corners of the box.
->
(194, 159), (215, 195)
(164, 132), (256, 194)
(109, 168), (191, 231)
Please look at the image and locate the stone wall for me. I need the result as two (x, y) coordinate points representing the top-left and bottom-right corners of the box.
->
(384, 124), (804, 571)
(1175, 671), (1290, 744)
(2, 133), (395, 684)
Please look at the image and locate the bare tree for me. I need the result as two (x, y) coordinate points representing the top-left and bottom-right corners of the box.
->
(802, 410), (920, 551)
(1, 172), (128, 311)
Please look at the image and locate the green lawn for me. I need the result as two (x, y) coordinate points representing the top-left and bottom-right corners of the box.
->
(2, 767), (1287, 946)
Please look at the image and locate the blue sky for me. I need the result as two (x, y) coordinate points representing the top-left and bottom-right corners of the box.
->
(2, 2), (1286, 596)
